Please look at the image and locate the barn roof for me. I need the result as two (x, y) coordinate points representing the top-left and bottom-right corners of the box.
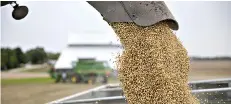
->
(68, 43), (122, 47)
(55, 32), (123, 70)
(54, 46), (122, 70)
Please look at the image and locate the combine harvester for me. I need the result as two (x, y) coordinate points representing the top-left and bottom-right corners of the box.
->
(2, 1), (231, 104)
(52, 59), (111, 84)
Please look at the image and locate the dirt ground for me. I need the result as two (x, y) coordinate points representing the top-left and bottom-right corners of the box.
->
(1, 72), (49, 79)
(1, 60), (231, 104)
(1, 83), (100, 104)
(189, 60), (231, 81)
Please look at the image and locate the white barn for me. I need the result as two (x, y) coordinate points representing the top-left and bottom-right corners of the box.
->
(54, 32), (123, 70)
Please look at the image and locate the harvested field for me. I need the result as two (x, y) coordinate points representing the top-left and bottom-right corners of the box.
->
(1, 83), (100, 104)
(189, 60), (231, 81)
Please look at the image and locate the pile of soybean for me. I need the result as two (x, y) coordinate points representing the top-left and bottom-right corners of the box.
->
(110, 22), (199, 104)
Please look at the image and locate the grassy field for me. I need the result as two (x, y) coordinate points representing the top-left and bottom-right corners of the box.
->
(1, 77), (54, 86)
(1, 77), (119, 86)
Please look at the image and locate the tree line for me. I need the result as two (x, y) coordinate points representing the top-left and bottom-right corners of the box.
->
(1, 47), (60, 70)
(190, 56), (231, 61)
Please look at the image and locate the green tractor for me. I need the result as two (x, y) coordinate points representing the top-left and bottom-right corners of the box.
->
(51, 59), (112, 84)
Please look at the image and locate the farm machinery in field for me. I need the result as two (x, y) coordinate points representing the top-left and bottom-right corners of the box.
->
(49, 59), (112, 84)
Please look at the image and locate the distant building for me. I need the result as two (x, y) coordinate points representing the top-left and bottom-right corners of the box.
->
(47, 60), (57, 66)
(54, 32), (122, 71)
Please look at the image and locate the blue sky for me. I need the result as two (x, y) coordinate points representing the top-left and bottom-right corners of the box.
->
(1, 1), (231, 57)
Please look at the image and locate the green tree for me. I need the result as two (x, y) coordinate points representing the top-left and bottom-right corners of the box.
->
(14, 47), (27, 64)
(26, 47), (48, 64)
(1, 48), (9, 70)
(47, 52), (60, 60)
(6, 48), (19, 69)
